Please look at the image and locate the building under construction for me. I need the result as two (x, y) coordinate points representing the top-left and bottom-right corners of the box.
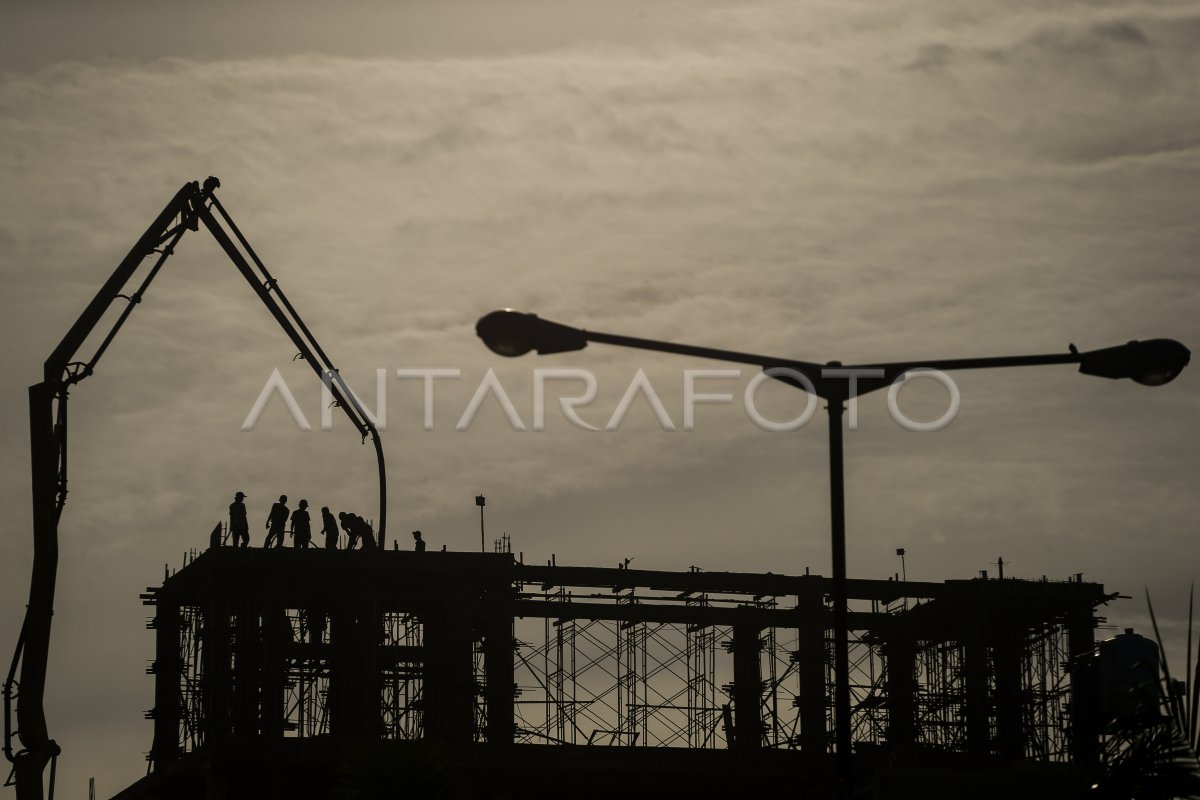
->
(112, 548), (1113, 800)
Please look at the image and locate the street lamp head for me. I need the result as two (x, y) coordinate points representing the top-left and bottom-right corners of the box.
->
(1079, 338), (1190, 386)
(476, 309), (588, 357)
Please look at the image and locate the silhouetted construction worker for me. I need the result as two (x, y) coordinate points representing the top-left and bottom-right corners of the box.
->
(229, 491), (249, 547)
(291, 499), (312, 548)
(321, 506), (339, 550)
(265, 494), (289, 548)
(412, 530), (426, 552)
(356, 515), (377, 550)
(339, 513), (375, 550)
(339, 512), (359, 549)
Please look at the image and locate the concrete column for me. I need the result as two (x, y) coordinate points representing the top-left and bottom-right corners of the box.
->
(795, 589), (828, 756)
(203, 594), (231, 744)
(732, 606), (763, 751)
(483, 585), (515, 746)
(423, 598), (475, 744)
(328, 605), (352, 736)
(150, 601), (181, 767)
(329, 599), (380, 737)
(964, 621), (991, 756)
(358, 598), (382, 739)
(885, 633), (917, 751)
(259, 607), (290, 738)
(993, 622), (1025, 759)
(1067, 605), (1099, 766)
(232, 599), (259, 736)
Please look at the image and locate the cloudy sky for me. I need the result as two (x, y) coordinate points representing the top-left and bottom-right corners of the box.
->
(2, 0), (1198, 793)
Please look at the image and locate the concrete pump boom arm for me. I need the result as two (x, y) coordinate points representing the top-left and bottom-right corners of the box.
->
(3, 177), (386, 800)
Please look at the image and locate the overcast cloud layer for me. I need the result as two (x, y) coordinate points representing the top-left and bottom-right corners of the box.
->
(2, 0), (1199, 794)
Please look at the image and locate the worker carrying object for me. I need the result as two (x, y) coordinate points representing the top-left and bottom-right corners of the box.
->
(265, 494), (289, 548)
(229, 491), (250, 547)
(338, 512), (376, 550)
(321, 506), (339, 550)
(291, 499), (312, 548)
(356, 515), (377, 550)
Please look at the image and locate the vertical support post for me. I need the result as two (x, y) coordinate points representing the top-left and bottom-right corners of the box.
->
(328, 605), (351, 736)
(259, 607), (289, 739)
(203, 594), (231, 745)
(483, 579), (515, 746)
(964, 619), (991, 756)
(232, 599), (259, 737)
(423, 595), (475, 744)
(732, 606), (762, 752)
(993, 620), (1025, 759)
(330, 599), (380, 737)
(796, 585), (828, 757)
(358, 598), (381, 739)
(885, 635), (916, 751)
(1067, 604), (1099, 766)
(150, 601), (181, 768)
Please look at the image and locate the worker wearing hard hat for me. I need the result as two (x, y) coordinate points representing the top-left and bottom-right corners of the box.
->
(229, 491), (249, 547)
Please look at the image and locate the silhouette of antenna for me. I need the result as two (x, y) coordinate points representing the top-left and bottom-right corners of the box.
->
(896, 548), (909, 610)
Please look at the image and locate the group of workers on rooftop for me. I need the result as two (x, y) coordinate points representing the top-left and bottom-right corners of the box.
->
(213, 491), (427, 552)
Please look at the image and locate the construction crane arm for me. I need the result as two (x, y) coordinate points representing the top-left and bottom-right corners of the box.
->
(4, 177), (385, 800)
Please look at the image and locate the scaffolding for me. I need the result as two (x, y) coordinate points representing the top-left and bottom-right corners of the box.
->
(380, 611), (422, 740)
(513, 611), (725, 748)
(139, 549), (1111, 795)
(915, 638), (968, 751)
(1021, 620), (1074, 760)
(176, 605), (207, 755)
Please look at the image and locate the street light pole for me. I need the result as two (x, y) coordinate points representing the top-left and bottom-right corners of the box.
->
(474, 308), (1189, 792)
(826, 393), (852, 780)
